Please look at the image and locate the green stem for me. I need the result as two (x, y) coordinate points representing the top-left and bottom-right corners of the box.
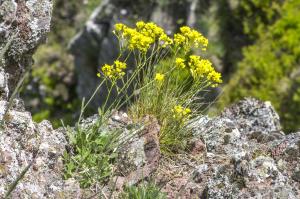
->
(78, 80), (105, 123)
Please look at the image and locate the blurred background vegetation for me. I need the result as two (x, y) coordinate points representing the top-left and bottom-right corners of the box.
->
(22, 0), (101, 127)
(21, 0), (300, 132)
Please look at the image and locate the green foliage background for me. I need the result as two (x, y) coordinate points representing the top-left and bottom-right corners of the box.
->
(218, 0), (300, 132)
(22, 0), (101, 127)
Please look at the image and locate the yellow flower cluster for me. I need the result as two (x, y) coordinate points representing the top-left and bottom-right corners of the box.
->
(207, 70), (222, 85)
(189, 55), (212, 76)
(100, 60), (127, 80)
(113, 21), (221, 87)
(188, 55), (222, 85)
(114, 21), (172, 53)
(175, 58), (186, 69)
(136, 21), (172, 47)
(174, 26), (208, 51)
(115, 23), (127, 32)
(155, 73), (165, 82)
(172, 105), (191, 120)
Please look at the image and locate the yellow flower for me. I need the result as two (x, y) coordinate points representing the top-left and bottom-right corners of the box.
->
(187, 55), (222, 86)
(125, 28), (153, 53)
(114, 22), (208, 53)
(101, 60), (127, 80)
(115, 23), (127, 32)
(101, 64), (114, 79)
(183, 108), (191, 116)
(175, 58), (186, 69)
(172, 105), (192, 120)
(207, 70), (222, 84)
(159, 33), (173, 48)
(174, 33), (186, 46)
(137, 22), (164, 41)
(155, 73), (165, 82)
(114, 21), (172, 52)
(188, 55), (210, 77)
(114, 60), (127, 77)
(173, 105), (183, 114)
(174, 26), (208, 51)
(136, 21), (145, 29)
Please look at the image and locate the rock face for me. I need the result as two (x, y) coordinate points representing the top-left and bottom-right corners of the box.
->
(67, 98), (300, 199)
(0, 0), (82, 198)
(0, 101), (81, 198)
(114, 115), (161, 188)
(156, 98), (300, 198)
(0, 0), (53, 100)
(69, 0), (199, 108)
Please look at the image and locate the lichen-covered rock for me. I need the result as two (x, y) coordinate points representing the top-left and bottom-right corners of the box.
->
(178, 98), (300, 198)
(0, 101), (82, 198)
(0, 0), (83, 197)
(221, 98), (282, 134)
(145, 98), (300, 198)
(0, 68), (9, 98)
(115, 115), (160, 187)
(0, 0), (53, 100)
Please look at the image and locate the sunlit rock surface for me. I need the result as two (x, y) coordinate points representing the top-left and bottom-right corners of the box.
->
(0, 0), (53, 99)
(0, 0), (81, 198)
(0, 101), (81, 198)
(170, 98), (300, 198)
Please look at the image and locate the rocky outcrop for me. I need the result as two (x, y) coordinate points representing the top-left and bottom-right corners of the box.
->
(2, 0), (299, 198)
(71, 111), (162, 197)
(0, 0), (53, 100)
(0, 0), (82, 198)
(114, 115), (161, 188)
(69, 0), (200, 108)
(0, 101), (81, 198)
(155, 98), (300, 198)
(71, 98), (300, 199)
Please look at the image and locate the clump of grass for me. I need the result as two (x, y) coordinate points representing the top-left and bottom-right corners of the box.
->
(121, 183), (166, 199)
(63, 119), (119, 188)
(123, 24), (222, 154)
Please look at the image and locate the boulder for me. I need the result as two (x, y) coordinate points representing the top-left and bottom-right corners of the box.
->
(0, 101), (81, 198)
(0, 0), (82, 197)
(0, 0), (52, 100)
(157, 98), (300, 198)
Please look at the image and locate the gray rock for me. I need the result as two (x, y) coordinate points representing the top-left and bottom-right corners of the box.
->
(221, 98), (282, 134)
(0, 0), (82, 197)
(185, 98), (300, 198)
(0, 68), (9, 98)
(0, 101), (82, 198)
(0, 0), (53, 100)
(115, 115), (160, 187)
